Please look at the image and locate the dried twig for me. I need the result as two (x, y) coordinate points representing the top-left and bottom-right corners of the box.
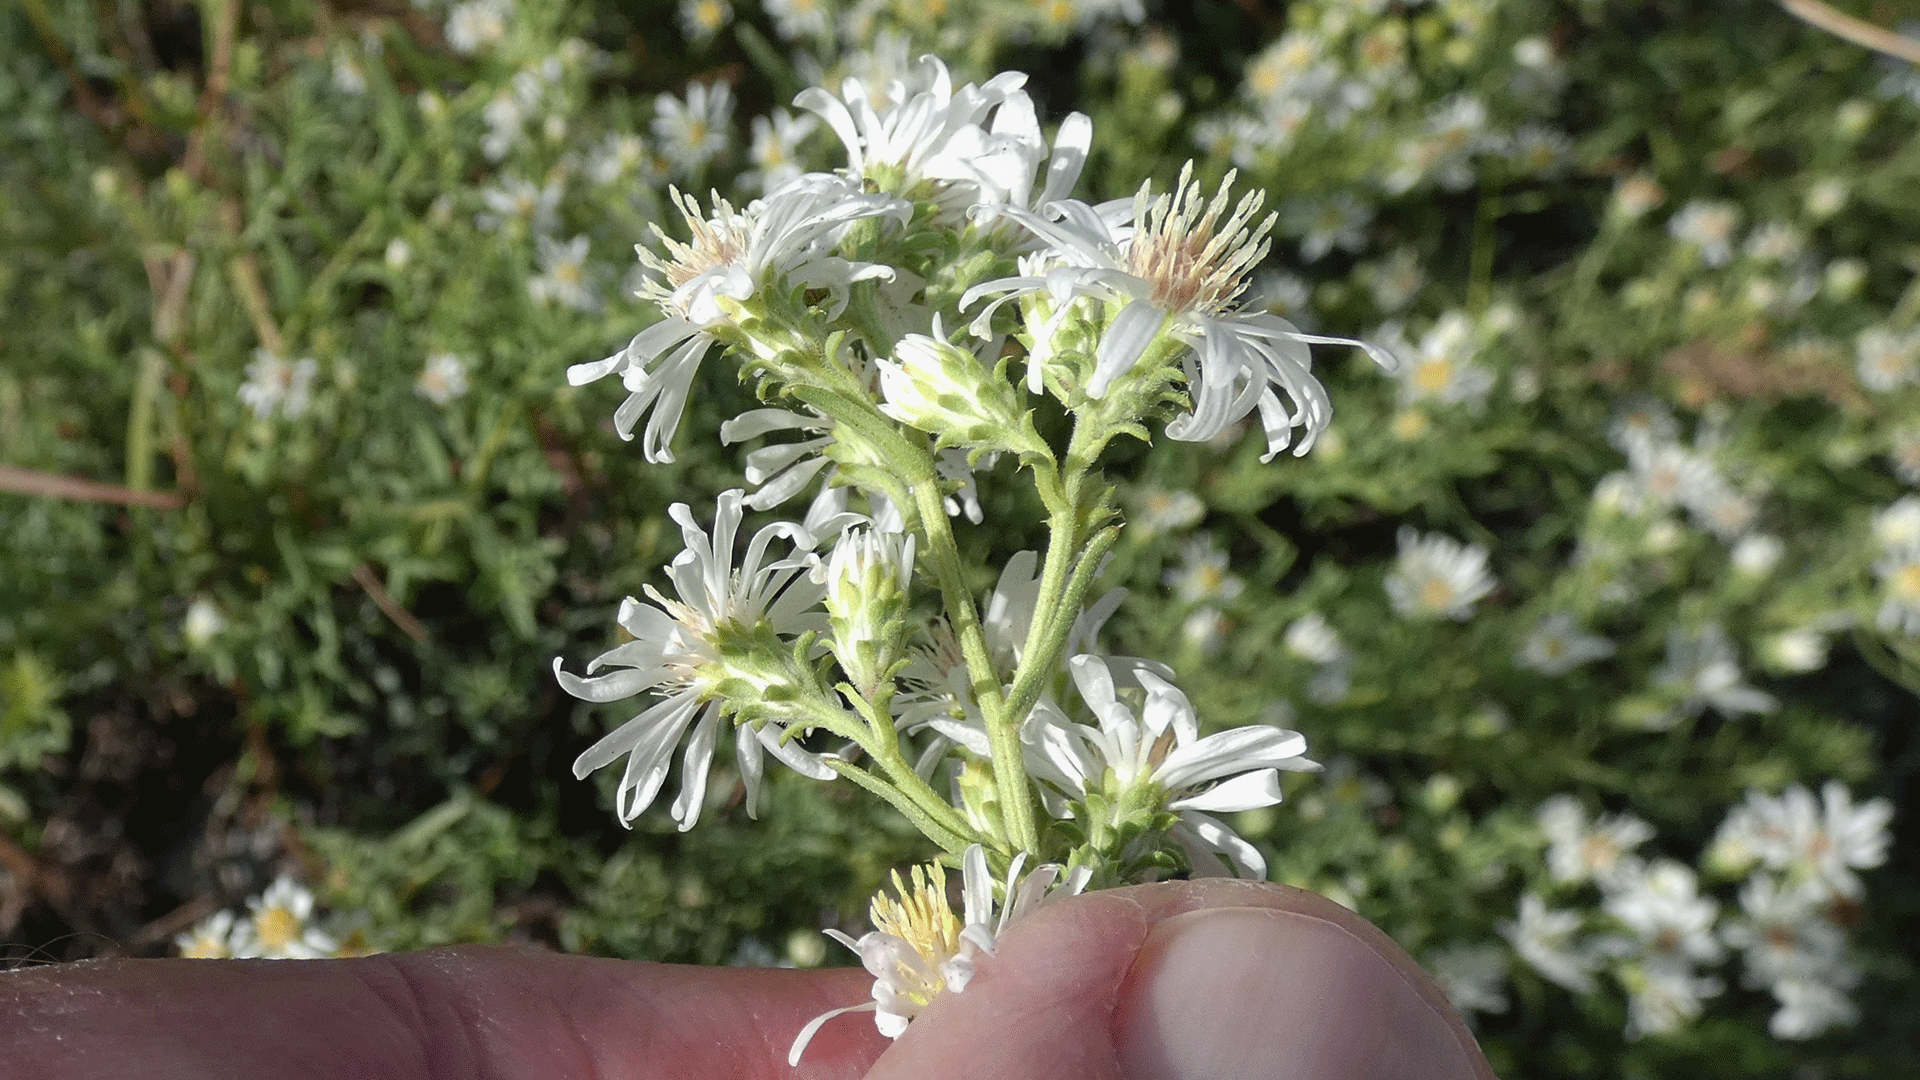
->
(1780, 0), (1920, 65)
(352, 563), (431, 644)
(0, 466), (184, 510)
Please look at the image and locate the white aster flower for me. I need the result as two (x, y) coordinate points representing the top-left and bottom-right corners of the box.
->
(1620, 956), (1723, 1039)
(676, 0), (730, 43)
(1129, 486), (1206, 537)
(527, 234), (599, 311)
(238, 349), (319, 420)
(1872, 495), (1920, 551)
(796, 56), (1087, 216)
(1385, 527), (1496, 621)
(416, 352), (471, 404)
(652, 81), (734, 176)
(176, 909), (239, 958)
(234, 876), (338, 959)
(1721, 873), (1850, 989)
(1876, 545), (1920, 634)
(1855, 325), (1919, 393)
(587, 133), (659, 186)
(1280, 192), (1373, 262)
(1425, 943), (1510, 1019)
(554, 490), (835, 829)
(1730, 533), (1784, 577)
(742, 109), (817, 193)
(1604, 859), (1725, 967)
(1386, 311), (1494, 409)
(476, 175), (562, 235)
(1610, 173), (1665, 223)
(968, 165), (1392, 459)
(1650, 622), (1776, 723)
(1162, 535), (1244, 605)
(1500, 892), (1602, 994)
(565, 176), (907, 461)
(1024, 654), (1318, 879)
(789, 844), (1088, 1061)
(1535, 795), (1652, 887)
(1283, 611), (1345, 665)
(444, 0), (511, 54)
(1769, 972), (1861, 1040)
(182, 597), (227, 650)
(763, 0), (831, 40)
(1518, 612), (1616, 675)
(1667, 199), (1742, 267)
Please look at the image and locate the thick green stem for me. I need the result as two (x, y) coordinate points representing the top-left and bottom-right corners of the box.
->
(910, 480), (1040, 856)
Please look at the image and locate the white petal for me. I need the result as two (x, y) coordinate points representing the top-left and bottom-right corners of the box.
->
(1170, 768), (1284, 813)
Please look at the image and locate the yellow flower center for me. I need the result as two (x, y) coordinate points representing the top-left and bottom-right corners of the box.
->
(1126, 165), (1272, 317)
(255, 905), (301, 951)
(1419, 578), (1457, 610)
(1896, 563), (1920, 601)
(1413, 358), (1453, 393)
(870, 863), (963, 1008)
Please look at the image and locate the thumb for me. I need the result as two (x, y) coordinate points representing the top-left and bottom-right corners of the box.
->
(862, 878), (1497, 1080)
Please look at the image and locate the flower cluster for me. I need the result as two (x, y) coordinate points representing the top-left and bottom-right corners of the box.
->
(174, 876), (363, 961)
(551, 55), (1368, 1047)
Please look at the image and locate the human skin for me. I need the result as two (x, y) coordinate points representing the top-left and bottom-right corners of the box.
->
(0, 879), (1497, 1080)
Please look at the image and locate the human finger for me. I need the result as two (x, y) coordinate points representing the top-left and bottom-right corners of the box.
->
(862, 877), (1498, 1080)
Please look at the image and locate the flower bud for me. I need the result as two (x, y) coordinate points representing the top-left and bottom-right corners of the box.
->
(877, 334), (1046, 459)
(819, 528), (915, 696)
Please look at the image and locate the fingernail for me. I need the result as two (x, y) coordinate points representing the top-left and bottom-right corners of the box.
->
(1114, 907), (1485, 1080)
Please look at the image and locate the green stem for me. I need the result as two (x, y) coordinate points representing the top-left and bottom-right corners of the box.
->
(826, 759), (973, 856)
(910, 479), (1039, 856)
(796, 695), (974, 843)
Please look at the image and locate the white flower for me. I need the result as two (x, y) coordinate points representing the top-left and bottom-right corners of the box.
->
(1743, 221), (1807, 264)
(527, 234), (599, 311)
(676, 0), (730, 43)
(1162, 535), (1244, 605)
(796, 56), (1086, 216)
(1621, 956), (1722, 1039)
(1721, 873), (1850, 989)
(1129, 487), (1206, 537)
(182, 597), (227, 649)
(1024, 654), (1318, 879)
(968, 165), (1392, 459)
(1385, 528), (1495, 621)
(1283, 611), (1345, 665)
(554, 491), (835, 829)
(1610, 173), (1665, 222)
(742, 109), (817, 192)
(1651, 622), (1776, 722)
(565, 176), (908, 462)
(1760, 626), (1832, 673)
(586, 133), (658, 186)
(763, 0), (830, 40)
(238, 349), (319, 420)
(1667, 200), (1742, 267)
(476, 175), (562, 235)
(1605, 859), (1724, 966)
(1854, 325), (1919, 392)
(1872, 495), (1920, 551)
(1385, 311), (1494, 409)
(1770, 972), (1861, 1039)
(652, 81), (734, 175)
(176, 909), (239, 958)
(1729, 533), (1784, 577)
(234, 876), (337, 959)
(789, 845), (1088, 1061)
(1425, 943), (1510, 1019)
(719, 407), (837, 510)
(416, 352), (471, 404)
(1535, 795), (1652, 887)
(1500, 893), (1601, 994)
(1518, 613), (1615, 675)
(444, 0), (511, 54)
(1280, 192), (1373, 261)
(1877, 545), (1920, 634)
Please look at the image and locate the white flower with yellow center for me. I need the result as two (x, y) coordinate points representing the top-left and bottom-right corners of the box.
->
(175, 909), (239, 959)
(789, 845), (1088, 1062)
(1386, 311), (1494, 409)
(416, 352), (470, 405)
(234, 876), (338, 960)
(527, 234), (598, 311)
(968, 164), (1392, 459)
(1855, 325), (1919, 393)
(555, 491), (835, 829)
(1385, 528), (1495, 621)
(565, 176), (908, 461)
(1535, 795), (1652, 887)
(1518, 612), (1615, 675)
(1022, 654), (1317, 878)
(651, 80), (733, 176)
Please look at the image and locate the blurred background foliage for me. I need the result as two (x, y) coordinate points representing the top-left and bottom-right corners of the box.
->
(3, 0), (1918, 1077)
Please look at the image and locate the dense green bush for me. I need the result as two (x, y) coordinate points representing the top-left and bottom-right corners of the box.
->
(3, 1), (1915, 1076)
